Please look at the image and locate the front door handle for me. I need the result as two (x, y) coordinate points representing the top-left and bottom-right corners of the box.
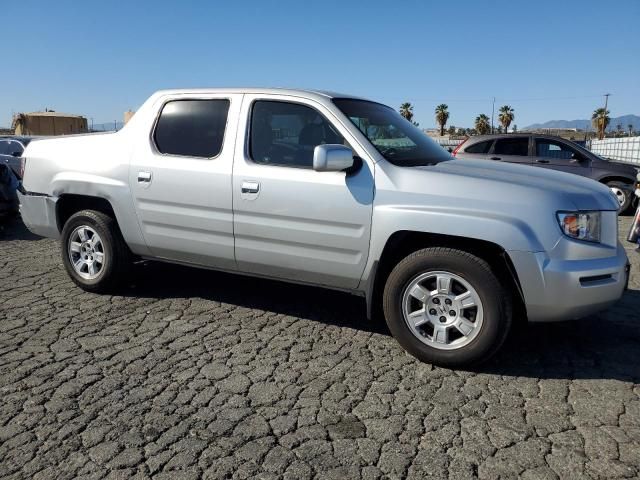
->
(536, 159), (550, 164)
(137, 171), (152, 183)
(241, 181), (260, 194)
(490, 156), (501, 160)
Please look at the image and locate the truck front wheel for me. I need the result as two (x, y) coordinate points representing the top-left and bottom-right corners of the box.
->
(383, 247), (512, 367)
(60, 210), (131, 293)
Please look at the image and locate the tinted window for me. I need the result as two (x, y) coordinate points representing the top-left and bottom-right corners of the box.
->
(493, 137), (529, 156)
(7, 142), (23, 156)
(333, 99), (451, 166)
(0, 141), (8, 155)
(464, 140), (493, 154)
(536, 139), (577, 160)
(154, 99), (230, 158)
(250, 101), (346, 168)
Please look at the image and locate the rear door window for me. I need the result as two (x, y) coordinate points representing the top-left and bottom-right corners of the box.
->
(0, 141), (9, 155)
(153, 99), (230, 158)
(493, 137), (529, 156)
(464, 140), (493, 154)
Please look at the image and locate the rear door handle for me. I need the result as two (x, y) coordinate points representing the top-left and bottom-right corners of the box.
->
(536, 159), (550, 164)
(137, 171), (152, 183)
(490, 156), (501, 160)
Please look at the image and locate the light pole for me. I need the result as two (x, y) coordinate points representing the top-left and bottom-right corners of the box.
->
(491, 97), (495, 134)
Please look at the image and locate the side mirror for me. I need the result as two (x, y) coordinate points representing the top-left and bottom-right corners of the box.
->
(11, 151), (22, 157)
(570, 153), (583, 163)
(313, 144), (355, 172)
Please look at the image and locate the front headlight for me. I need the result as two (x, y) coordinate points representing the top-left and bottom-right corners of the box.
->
(557, 211), (601, 243)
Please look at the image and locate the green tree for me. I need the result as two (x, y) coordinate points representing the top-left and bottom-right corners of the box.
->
(447, 125), (456, 135)
(475, 114), (491, 135)
(435, 104), (449, 136)
(591, 108), (610, 140)
(629, 124), (634, 136)
(399, 103), (415, 123)
(498, 105), (515, 133)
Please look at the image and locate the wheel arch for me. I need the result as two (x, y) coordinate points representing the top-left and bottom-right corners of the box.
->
(598, 175), (634, 185)
(55, 194), (116, 233)
(365, 230), (526, 323)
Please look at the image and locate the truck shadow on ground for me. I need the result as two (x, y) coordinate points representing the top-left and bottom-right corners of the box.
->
(125, 260), (640, 382)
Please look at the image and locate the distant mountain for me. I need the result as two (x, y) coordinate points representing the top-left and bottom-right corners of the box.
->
(524, 114), (640, 132)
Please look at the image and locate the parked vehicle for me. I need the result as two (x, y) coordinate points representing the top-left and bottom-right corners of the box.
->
(0, 164), (19, 217)
(18, 89), (629, 366)
(453, 134), (639, 212)
(0, 136), (33, 180)
(627, 172), (640, 246)
(0, 136), (33, 217)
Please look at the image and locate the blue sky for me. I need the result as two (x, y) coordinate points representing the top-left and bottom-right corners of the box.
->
(2, 0), (638, 129)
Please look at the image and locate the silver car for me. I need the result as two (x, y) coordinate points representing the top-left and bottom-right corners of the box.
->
(18, 89), (629, 367)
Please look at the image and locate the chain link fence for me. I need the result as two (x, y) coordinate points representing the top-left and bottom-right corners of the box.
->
(89, 121), (124, 132)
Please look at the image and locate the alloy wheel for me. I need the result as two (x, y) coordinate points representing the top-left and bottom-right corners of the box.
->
(68, 226), (105, 280)
(401, 271), (484, 350)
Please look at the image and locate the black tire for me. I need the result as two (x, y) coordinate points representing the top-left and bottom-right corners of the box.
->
(383, 247), (512, 368)
(606, 181), (632, 214)
(60, 209), (131, 293)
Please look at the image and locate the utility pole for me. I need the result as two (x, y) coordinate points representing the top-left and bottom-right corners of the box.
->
(491, 97), (495, 134)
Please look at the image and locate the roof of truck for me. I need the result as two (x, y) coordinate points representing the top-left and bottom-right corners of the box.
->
(152, 87), (369, 101)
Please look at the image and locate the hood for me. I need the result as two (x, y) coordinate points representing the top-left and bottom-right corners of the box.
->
(402, 158), (619, 212)
(591, 156), (638, 177)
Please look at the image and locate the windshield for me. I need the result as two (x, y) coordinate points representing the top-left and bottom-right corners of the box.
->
(333, 98), (452, 166)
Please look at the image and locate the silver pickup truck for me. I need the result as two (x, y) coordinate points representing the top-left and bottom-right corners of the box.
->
(18, 88), (629, 367)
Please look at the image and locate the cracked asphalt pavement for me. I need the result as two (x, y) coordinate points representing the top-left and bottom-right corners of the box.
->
(1, 216), (639, 479)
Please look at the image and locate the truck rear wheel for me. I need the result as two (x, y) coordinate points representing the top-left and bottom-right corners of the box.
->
(60, 210), (131, 293)
(383, 247), (512, 367)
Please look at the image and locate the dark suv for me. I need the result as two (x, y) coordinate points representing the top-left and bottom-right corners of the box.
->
(453, 134), (639, 212)
(0, 136), (32, 217)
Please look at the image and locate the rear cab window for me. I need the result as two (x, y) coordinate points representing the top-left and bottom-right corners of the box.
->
(153, 99), (230, 158)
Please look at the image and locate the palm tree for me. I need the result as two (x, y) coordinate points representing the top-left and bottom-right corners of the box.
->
(435, 104), (449, 136)
(475, 114), (491, 135)
(591, 108), (610, 140)
(399, 103), (414, 123)
(628, 124), (634, 136)
(498, 105), (515, 133)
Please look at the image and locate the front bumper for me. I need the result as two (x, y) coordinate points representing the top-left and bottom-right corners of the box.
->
(509, 243), (629, 322)
(18, 192), (60, 239)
